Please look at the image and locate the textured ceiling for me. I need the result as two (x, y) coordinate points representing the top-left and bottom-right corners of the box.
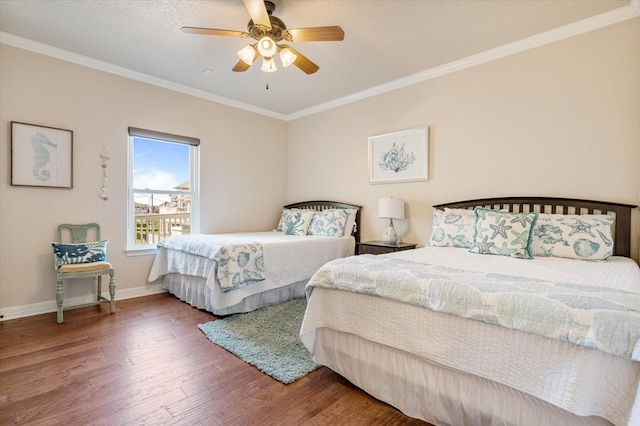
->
(0, 0), (636, 119)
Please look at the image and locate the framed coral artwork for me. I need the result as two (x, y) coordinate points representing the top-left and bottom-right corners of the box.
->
(368, 126), (428, 184)
(11, 121), (73, 188)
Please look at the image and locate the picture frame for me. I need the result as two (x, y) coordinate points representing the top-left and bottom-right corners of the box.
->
(11, 121), (73, 188)
(369, 126), (428, 184)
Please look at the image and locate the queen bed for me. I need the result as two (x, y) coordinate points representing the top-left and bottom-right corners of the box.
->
(148, 200), (360, 315)
(300, 197), (640, 426)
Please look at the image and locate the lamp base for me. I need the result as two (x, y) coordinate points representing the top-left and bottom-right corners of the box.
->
(381, 219), (401, 245)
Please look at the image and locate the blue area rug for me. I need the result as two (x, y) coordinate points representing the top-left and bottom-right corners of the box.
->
(198, 298), (319, 384)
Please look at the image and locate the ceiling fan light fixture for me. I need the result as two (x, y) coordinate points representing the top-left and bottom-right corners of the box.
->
(237, 44), (257, 65)
(279, 47), (297, 68)
(182, 0), (343, 75)
(261, 57), (277, 73)
(257, 36), (277, 58)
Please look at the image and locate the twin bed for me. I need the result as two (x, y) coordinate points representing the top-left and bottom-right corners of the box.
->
(147, 200), (360, 315)
(300, 197), (640, 426)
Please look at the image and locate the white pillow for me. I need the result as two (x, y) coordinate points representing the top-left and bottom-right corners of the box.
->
(429, 208), (475, 248)
(531, 214), (614, 261)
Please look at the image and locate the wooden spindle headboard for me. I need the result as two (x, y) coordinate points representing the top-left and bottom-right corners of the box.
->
(284, 200), (362, 243)
(433, 197), (637, 257)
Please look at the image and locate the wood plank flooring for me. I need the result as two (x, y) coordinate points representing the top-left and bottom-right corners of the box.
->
(0, 293), (431, 425)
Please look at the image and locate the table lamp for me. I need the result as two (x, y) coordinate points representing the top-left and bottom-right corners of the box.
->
(378, 197), (405, 245)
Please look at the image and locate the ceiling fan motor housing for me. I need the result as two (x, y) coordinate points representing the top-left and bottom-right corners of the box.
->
(248, 16), (286, 42)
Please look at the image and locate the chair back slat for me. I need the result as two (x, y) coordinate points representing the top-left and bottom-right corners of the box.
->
(58, 223), (101, 243)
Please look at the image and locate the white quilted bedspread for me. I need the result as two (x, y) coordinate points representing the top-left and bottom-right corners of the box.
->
(301, 247), (640, 425)
(148, 231), (354, 296)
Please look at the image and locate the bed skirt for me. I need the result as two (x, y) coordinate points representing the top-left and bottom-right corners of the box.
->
(162, 273), (307, 316)
(312, 327), (612, 426)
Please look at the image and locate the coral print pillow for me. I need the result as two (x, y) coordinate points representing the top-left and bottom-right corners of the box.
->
(470, 208), (538, 259)
(531, 214), (614, 261)
(276, 209), (315, 236)
(429, 208), (476, 248)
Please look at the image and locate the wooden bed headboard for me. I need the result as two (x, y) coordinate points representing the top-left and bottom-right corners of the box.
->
(284, 200), (362, 243)
(433, 197), (637, 258)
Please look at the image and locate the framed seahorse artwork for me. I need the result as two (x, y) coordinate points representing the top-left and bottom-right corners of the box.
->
(11, 121), (73, 188)
(368, 126), (428, 184)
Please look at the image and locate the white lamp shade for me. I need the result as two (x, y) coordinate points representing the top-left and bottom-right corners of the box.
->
(237, 45), (257, 65)
(257, 36), (277, 58)
(261, 57), (277, 72)
(279, 47), (297, 67)
(378, 197), (405, 219)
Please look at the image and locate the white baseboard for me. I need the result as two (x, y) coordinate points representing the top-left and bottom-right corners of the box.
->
(0, 284), (167, 321)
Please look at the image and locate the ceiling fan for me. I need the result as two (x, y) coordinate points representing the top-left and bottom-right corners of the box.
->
(181, 0), (344, 75)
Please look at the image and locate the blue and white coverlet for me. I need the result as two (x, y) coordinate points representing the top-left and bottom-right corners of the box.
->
(148, 232), (356, 313)
(307, 253), (640, 361)
(157, 234), (265, 292)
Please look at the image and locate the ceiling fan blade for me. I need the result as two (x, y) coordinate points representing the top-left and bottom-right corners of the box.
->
(181, 26), (250, 38)
(232, 48), (259, 72)
(232, 60), (251, 72)
(243, 0), (272, 30)
(286, 46), (319, 74)
(284, 26), (344, 42)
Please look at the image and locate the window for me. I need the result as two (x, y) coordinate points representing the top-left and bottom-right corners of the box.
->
(127, 127), (199, 254)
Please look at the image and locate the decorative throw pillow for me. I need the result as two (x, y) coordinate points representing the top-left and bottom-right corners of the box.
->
(276, 209), (304, 232)
(469, 208), (538, 259)
(429, 208), (476, 248)
(308, 209), (349, 237)
(531, 214), (614, 261)
(52, 240), (108, 269)
(343, 209), (358, 237)
(276, 209), (315, 236)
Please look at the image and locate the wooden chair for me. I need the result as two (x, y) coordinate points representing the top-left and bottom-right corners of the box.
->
(54, 223), (115, 324)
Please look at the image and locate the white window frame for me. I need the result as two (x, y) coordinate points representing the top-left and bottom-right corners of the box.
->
(126, 127), (200, 255)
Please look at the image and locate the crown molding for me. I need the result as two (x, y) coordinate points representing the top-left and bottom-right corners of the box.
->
(0, 31), (288, 121)
(1, 2), (638, 122)
(287, 2), (640, 121)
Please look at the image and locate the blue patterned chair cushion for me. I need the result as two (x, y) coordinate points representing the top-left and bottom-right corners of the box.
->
(470, 208), (538, 259)
(308, 209), (349, 237)
(531, 214), (614, 261)
(52, 240), (108, 269)
(276, 209), (315, 236)
(429, 208), (476, 248)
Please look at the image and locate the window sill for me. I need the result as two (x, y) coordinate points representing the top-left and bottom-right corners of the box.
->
(125, 247), (158, 257)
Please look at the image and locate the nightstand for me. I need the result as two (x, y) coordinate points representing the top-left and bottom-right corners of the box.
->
(357, 240), (417, 255)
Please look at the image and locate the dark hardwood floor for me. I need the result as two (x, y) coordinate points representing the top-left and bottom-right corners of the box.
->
(0, 293), (430, 425)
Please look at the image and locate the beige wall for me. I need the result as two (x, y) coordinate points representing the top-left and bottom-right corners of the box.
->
(287, 18), (640, 261)
(1, 17), (639, 318)
(0, 44), (287, 313)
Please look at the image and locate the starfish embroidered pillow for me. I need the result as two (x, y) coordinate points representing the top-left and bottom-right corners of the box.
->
(470, 207), (538, 259)
(530, 214), (613, 261)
